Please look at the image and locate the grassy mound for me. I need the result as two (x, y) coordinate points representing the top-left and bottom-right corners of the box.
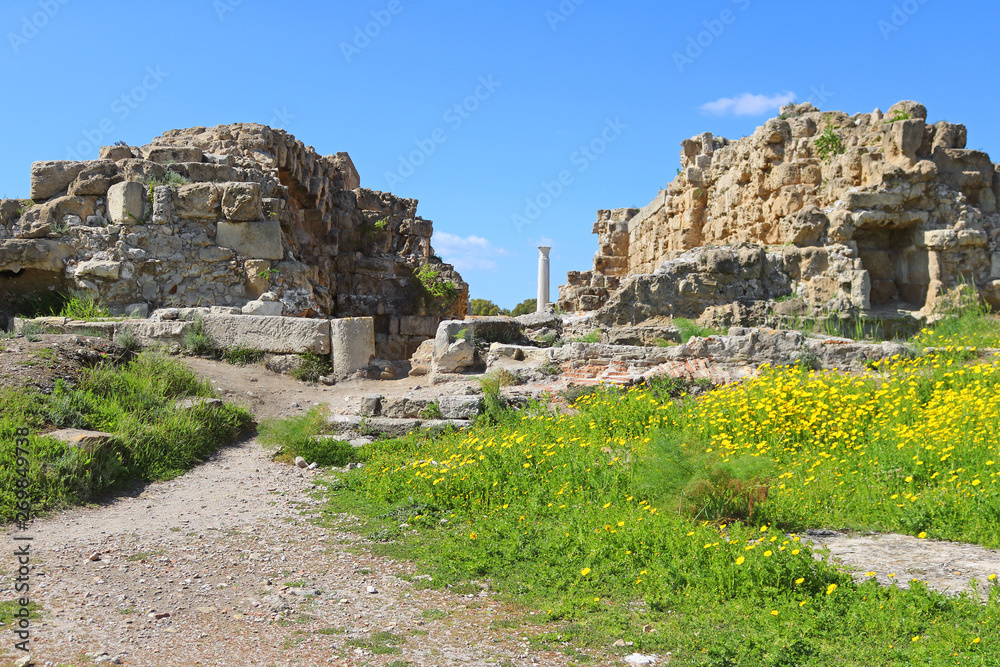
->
(0, 352), (252, 521)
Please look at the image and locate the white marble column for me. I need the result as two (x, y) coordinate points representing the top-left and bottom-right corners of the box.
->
(537, 246), (551, 312)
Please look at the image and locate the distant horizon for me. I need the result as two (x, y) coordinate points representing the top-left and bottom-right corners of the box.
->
(3, 0), (997, 309)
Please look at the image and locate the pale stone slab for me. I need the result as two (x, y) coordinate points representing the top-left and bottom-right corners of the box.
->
(75, 260), (121, 280)
(107, 181), (147, 224)
(216, 220), (283, 260)
(331, 317), (375, 378)
(202, 315), (330, 354)
(116, 320), (190, 346)
(47, 428), (114, 451)
(30, 160), (88, 200)
(438, 396), (482, 419)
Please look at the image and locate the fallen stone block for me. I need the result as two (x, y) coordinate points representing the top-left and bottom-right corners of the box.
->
(381, 397), (429, 418)
(359, 395), (383, 417)
(46, 428), (114, 452)
(75, 260), (122, 280)
(115, 320), (190, 346)
(437, 395), (482, 419)
(331, 317), (375, 378)
(241, 299), (283, 316)
(202, 315), (330, 355)
(65, 320), (117, 338)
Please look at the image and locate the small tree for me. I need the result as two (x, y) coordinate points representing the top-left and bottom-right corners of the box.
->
(509, 298), (537, 317)
(470, 298), (507, 316)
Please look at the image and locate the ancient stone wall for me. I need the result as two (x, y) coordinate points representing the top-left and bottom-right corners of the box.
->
(0, 124), (468, 358)
(559, 101), (1000, 321)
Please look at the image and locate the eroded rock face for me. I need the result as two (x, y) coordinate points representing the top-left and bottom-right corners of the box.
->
(560, 100), (1000, 319)
(1, 124), (468, 358)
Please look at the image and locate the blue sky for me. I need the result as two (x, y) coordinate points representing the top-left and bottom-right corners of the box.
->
(2, 0), (998, 310)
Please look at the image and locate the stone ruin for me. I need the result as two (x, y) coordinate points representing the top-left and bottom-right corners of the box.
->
(558, 100), (1000, 332)
(0, 123), (467, 358)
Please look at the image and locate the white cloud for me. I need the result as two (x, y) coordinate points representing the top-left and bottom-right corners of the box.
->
(433, 232), (510, 272)
(700, 91), (796, 117)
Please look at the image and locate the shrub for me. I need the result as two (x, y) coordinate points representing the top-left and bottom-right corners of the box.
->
(290, 352), (332, 383)
(182, 315), (217, 356)
(510, 298), (536, 317)
(115, 327), (140, 353)
(674, 318), (720, 343)
(59, 293), (111, 320)
(415, 265), (458, 303)
(570, 331), (602, 344)
(814, 126), (845, 162)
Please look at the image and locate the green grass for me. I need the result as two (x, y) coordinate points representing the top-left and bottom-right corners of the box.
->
(674, 317), (721, 343)
(182, 315), (218, 356)
(0, 351), (252, 521)
(222, 346), (266, 365)
(290, 352), (332, 383)
(293, 345), (1000, 665)
(58, 293), (111, 320)
(913, 303), (1000, 350)
(570, 331), (602, 344)
(257, 406), (359, 467)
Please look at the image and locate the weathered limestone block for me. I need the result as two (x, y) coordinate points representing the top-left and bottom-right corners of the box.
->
(144, 145), (204, 164)
(107, 181), (147, 224)
(202, 315), (331, 354)
(883, 119), (925, 167)
(67, 160), (121, 196)
(216, 221), (283, 260)
(222, 182), (263, 221)
(778, 205), (828, 246)
(0, 239), (74, 272)
(99, 145), (134, 161)
(333, 152), (360, 190)
(20, 196), (97, 227)
(151, 185), (174, 224)
(932, 122), (967, 151)
(47, 428), (115, 451)
(244, 258), (272, 298)
(241, 299), (282, 316)
(176, 183), (221, 220)
(75, 260), (121, 280)
(115, 320), (190, 346)
(399, 315), (438, 337)
(886, 100), (927, 121)
(438, 396), (482, 419)
(331, 317), (375, 377)
(118, 158), (166, 183)
(30, 161), (88, 200)
(433, 339), (475, 373)
(168, 162), (240, 183)
(381, 397), (429, 418)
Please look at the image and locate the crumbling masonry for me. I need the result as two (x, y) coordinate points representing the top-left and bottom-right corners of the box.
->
(559, 101), (1000, 327)
(0, 124), (468, 358)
